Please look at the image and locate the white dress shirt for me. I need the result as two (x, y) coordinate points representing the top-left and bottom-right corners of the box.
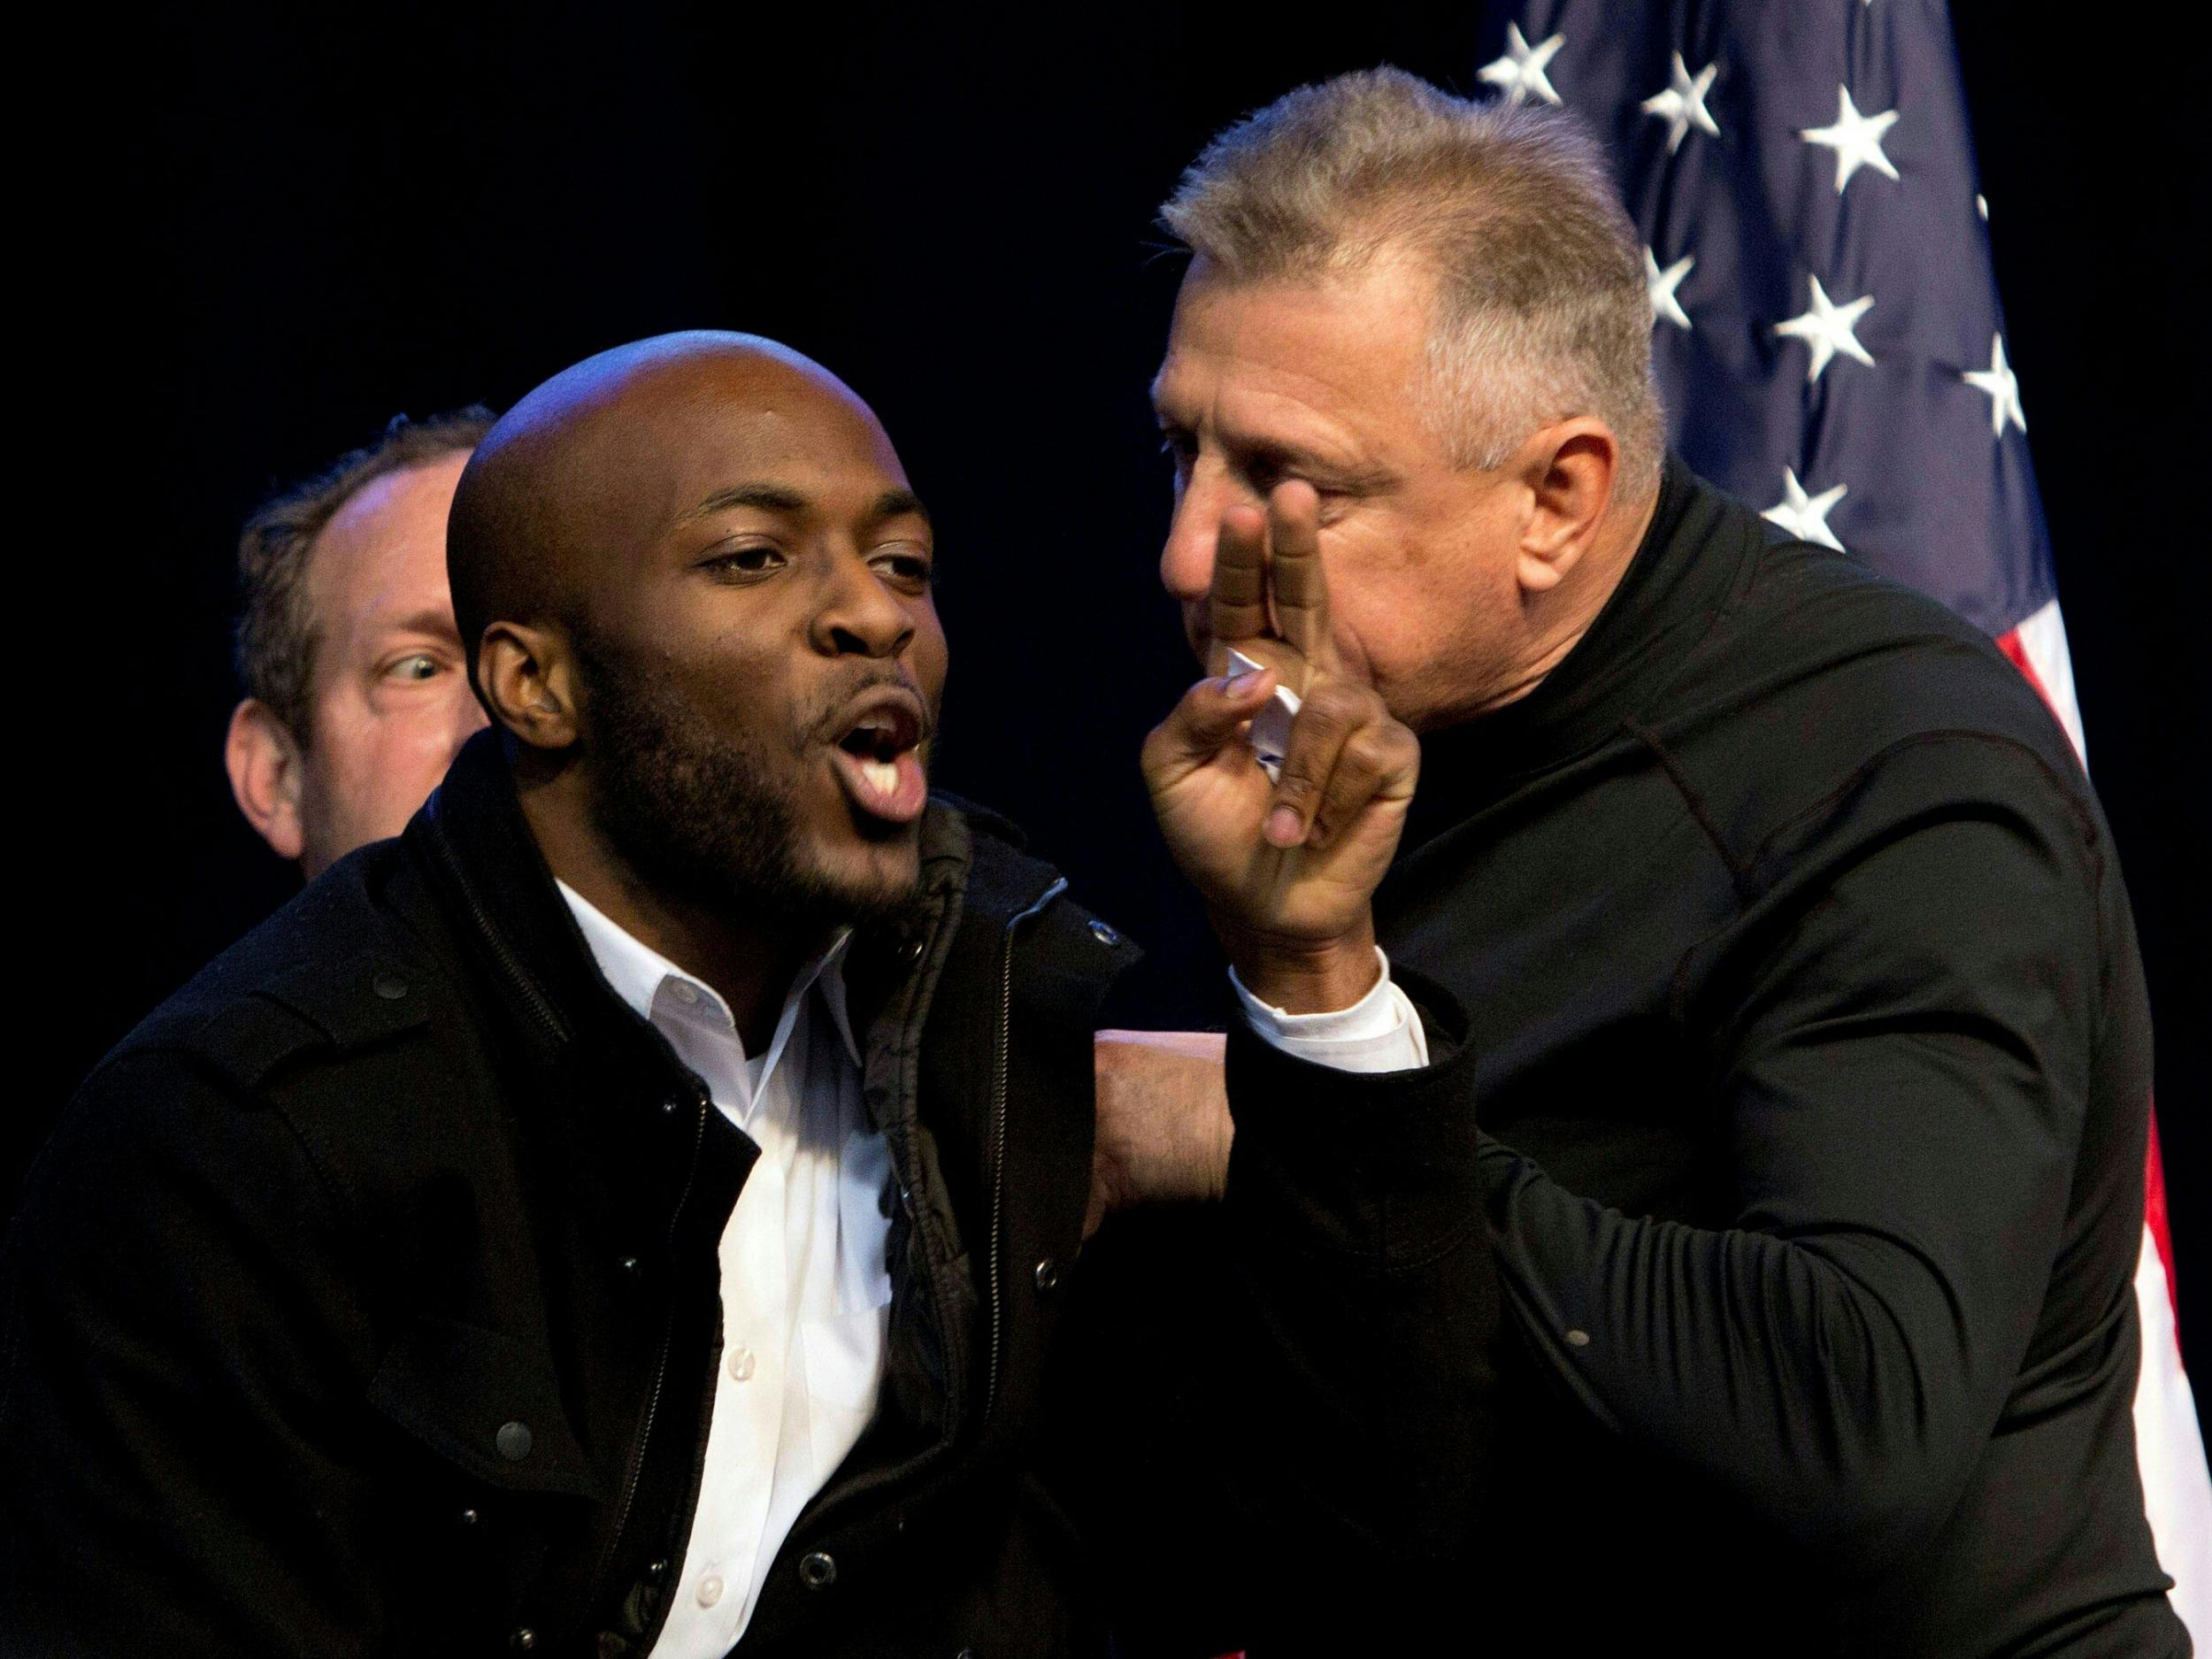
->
(558, 883), (892, 1656)
(558, 883), (1421, 1653)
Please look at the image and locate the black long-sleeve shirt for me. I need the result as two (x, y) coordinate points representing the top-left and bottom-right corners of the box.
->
(1278, 458), (2179, 1653)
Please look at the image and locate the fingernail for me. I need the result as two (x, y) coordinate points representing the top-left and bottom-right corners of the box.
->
(1265, 806), (1302, 846)
(1225, 670), (1262, 696)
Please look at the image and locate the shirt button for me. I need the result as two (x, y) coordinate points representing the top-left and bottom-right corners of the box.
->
(372, 972), (410, 1000)
(798, 1550), (838, 1589)
(495, 1421), (533, 1462)
(670, 980), (700, 1005)
(695, 1572), (724, 1608)
(727, 1346), (757, 1382)
(1566, 1328), (1591, 1348)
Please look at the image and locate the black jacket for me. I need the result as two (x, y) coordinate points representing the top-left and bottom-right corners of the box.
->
(1366, 462), (2183, 1655)
(4, 730), (1499, 1657)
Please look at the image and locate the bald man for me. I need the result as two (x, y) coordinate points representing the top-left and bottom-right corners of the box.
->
(2, 333), (1448, 1655)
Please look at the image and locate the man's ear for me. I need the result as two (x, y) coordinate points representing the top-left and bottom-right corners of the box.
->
(1514, 419), (1621, 596)
(477, 621), (580, 751)
(225, 698), (307, 863)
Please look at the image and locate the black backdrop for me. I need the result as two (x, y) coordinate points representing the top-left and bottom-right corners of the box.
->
(28, 4), (2208, 1394)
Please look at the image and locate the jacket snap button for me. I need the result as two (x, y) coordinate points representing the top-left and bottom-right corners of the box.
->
(372, 972), (410, 1001)
(509, 1630), (537, 1652)
(899, 936), (925, 963)
(495, 1421), (533, 1462)
(798, 1550), (838, 1588)
(618, 1255), (643, 1278)
(645, 1558), (670, 1583)
(1033, 1257), (1061, 1294)
(1087, 919), (1119, 947)
(455, 1506), (480, 1527)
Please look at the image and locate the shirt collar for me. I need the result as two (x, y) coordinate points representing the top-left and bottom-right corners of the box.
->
(555, 880), (862, 1071)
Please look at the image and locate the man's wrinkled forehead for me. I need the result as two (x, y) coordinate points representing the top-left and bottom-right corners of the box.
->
(1151, 271), (1418, 477)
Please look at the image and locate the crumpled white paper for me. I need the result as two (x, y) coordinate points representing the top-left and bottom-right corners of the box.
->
(1225, 649), (1302, 784)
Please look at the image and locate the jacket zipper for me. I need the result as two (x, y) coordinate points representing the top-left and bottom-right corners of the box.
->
(984, 876), (1067, 1425)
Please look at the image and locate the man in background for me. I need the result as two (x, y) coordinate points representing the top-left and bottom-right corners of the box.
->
(224, 408), (493, 876)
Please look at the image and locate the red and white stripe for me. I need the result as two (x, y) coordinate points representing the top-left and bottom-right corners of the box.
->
(1994, 595), (2210, 1635)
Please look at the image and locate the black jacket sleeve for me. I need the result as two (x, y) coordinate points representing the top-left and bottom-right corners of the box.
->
(1214, 971), (1500, 1570)
(1, 1048), (387, 1657)
(1475, 741), (2113, 1578)
(1049, 971), (1500, 1652)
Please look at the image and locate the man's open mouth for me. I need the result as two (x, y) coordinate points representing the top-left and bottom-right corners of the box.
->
(826, 691), (928, 825)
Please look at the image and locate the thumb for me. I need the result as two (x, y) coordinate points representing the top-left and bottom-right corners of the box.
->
(1142, 667), (1279, 784)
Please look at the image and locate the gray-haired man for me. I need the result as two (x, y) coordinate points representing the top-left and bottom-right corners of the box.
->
(1124, 67), (2181, 1655)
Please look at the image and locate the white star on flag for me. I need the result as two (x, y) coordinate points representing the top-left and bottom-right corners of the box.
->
(1479, 23), (1565, 105)
(1962, 333), (2027, 436)
(1800, 86), (1901, 194)
(1775, 274), (1877, 382)
(1646, 248), (1694, 329)
(1641, 53), (1720, 153)
(1762, 468), (1849, 550)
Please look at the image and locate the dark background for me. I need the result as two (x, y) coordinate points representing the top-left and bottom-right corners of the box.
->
(27, 4), (2208, 1390)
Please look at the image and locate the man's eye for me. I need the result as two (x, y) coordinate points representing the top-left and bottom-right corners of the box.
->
(383, 654), (440, 682)
(706, 545), (786, 577)
(872, 548), (933, 587)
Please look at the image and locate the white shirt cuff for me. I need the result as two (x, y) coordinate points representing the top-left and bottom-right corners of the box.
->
(1229, 948), (1430, 1074)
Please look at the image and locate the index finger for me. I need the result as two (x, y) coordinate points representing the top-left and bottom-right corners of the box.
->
(1210, 502), (1269, 654)
(1266, 480), (1330, 665)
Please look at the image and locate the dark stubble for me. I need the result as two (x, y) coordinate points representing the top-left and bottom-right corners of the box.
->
(570, 623), (924, 930)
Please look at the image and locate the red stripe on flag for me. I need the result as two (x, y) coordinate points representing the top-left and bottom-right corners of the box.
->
(1995, 625), (2050, 703)
(2147, 1111), (2182, 1357)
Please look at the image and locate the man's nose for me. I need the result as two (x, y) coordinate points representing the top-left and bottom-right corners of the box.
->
(1159, 470), (1225, 604)
(815, 553), (916, 659)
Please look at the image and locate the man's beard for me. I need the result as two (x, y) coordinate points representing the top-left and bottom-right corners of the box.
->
(570, 626), (925, 931)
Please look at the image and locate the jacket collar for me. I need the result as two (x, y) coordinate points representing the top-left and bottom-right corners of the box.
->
(405, 728), (978, 1082)
(410, 729), (640, 1071)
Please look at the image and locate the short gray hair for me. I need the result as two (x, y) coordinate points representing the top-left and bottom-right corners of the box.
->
(1161, 67), (1663, 497)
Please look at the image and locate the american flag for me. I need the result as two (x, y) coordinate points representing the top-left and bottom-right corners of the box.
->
(1473, 0), (2209, 1631)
